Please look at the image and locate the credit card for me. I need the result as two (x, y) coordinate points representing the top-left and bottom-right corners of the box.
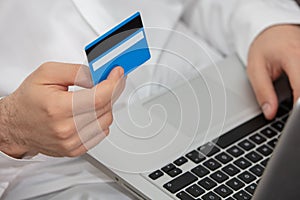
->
(85, 12), (151, 85)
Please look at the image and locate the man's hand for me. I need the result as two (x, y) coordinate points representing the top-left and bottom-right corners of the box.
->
(0, 62), (125, 158)
(247, 25), (300, 120)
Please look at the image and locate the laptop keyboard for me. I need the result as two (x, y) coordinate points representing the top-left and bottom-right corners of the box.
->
(147, 99), (292, 200)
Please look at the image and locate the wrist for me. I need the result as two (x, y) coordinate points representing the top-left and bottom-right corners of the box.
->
(0, 95), (28, 158)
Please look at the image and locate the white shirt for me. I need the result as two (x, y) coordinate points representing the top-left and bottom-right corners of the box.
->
(0, 0), (299, 199)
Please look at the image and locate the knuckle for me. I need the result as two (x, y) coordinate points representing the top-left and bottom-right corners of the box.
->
(53, 123), (76, 139)
(104, 129), (110, 136)
(59, 141), (72, 153)
(38, 62), (55, 72)
(282, 44), (300, 62)
(100, 81), (115, 93)
(98, 103), (112, 115)
(66, 150), (79, 157)
(68, 148), (87, 157)
(102, 79), (115, 86)
(59, 139), (78, 153)
(99, 112), (113, 130)
(44, 98), (67, 119)
(95, 98), (104, 109)
(107, 112), (113, 126)
(45, 104), (60, 119)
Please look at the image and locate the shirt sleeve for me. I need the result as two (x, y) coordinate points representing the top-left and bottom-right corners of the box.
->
(0, 151), (43, 198)
(182, 0), (300, 65)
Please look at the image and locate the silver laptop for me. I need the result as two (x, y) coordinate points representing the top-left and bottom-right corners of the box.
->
(84, 55), (299, 200)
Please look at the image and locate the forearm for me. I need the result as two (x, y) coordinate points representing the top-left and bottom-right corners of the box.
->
(182, 0), (300, 64)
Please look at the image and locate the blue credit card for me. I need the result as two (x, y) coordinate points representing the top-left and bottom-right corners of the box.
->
(85, 12), (151, 85)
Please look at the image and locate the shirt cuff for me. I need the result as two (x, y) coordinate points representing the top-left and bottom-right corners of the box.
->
(232, 0), (300, 65)
(0, 151), (43, 168)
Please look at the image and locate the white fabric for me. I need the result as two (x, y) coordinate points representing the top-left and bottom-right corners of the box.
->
(0, 0), (299, 199)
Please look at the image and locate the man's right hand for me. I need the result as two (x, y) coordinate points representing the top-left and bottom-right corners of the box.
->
(0, 62), (125, 158)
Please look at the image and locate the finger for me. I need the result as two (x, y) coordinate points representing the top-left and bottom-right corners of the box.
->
(96, 111), (114, 132)
(60, 113), (111, 154)
(106, 66), (124, 82)
(73, 65), (94, 88)
(82, 129), (109, 151)
(93, 66), (125, 108)
(36, 62), (92, 88)
(70, 83), (116, 115)
(62, 66), (124, 115)
(73, 103), (112, 131)
(112, 76), (127, 105)
(282, 58), (300, 103)
(68, 129), (109, 157)
(75, 111), (113, 144)
(247, 58), (278, 120)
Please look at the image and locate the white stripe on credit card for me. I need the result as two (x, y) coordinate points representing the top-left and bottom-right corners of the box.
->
(92, 31), (144, 71)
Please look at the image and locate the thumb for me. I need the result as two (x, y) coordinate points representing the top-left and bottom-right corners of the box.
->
(106, 66), (125, 104)
(35, 62), (92, 88)
(247, 58), (278, 120)
(106, 66), (124, 82)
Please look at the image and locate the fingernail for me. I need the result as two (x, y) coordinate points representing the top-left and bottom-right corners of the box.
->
(262, 103), (271, 118)
(116, 67), (124, 77)
(110, 67), (122, 78)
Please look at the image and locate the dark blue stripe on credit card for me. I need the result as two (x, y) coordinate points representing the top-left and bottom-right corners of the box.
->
(85, 12), (143, 62)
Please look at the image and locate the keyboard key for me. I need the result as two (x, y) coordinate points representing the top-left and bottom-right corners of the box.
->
(163, 172), (197, 194)
(176, 191), (194, 200)
(215, 152), (233, 164)
(174, 157), (188, 166)
(257, 145), (273, 156)
(203, 158), (221, 171)
(162, 163), (175, 173)
(271, 121), (285, 132)
(191, 165), (209, 178)
(250, 164), (264, 177)
(167, 168), (182, 177)
(245, 151), (263, 163)
(198, 142), (220, 157)
(149, 170), (163, 180)
(238, 171), (256, 184)
(261, 127), (277, 138)
(214, 185), (233, 198)
(226, 178), (245, 191)
(215, 114), (269, 148)
(227, 146), (244, 157)
(186, 184), (205, 198)
(250, 133), (266, 145)
(233, 190), (252, 200)
(222, 164), (240, 176)
(245, 183), (257, 195)
(238, 139), (255, 151)
(202, 192), (221, 200)
(186, 150), (205, 164)
(210, 171), (229, 183)
(261, 158), (269, 167)
(234, 158), (251, 170)
(268, 138), (278, 148)
(198, 177), (217, 190)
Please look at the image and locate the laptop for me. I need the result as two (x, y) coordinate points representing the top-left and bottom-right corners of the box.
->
(84, 55), (300, 199)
